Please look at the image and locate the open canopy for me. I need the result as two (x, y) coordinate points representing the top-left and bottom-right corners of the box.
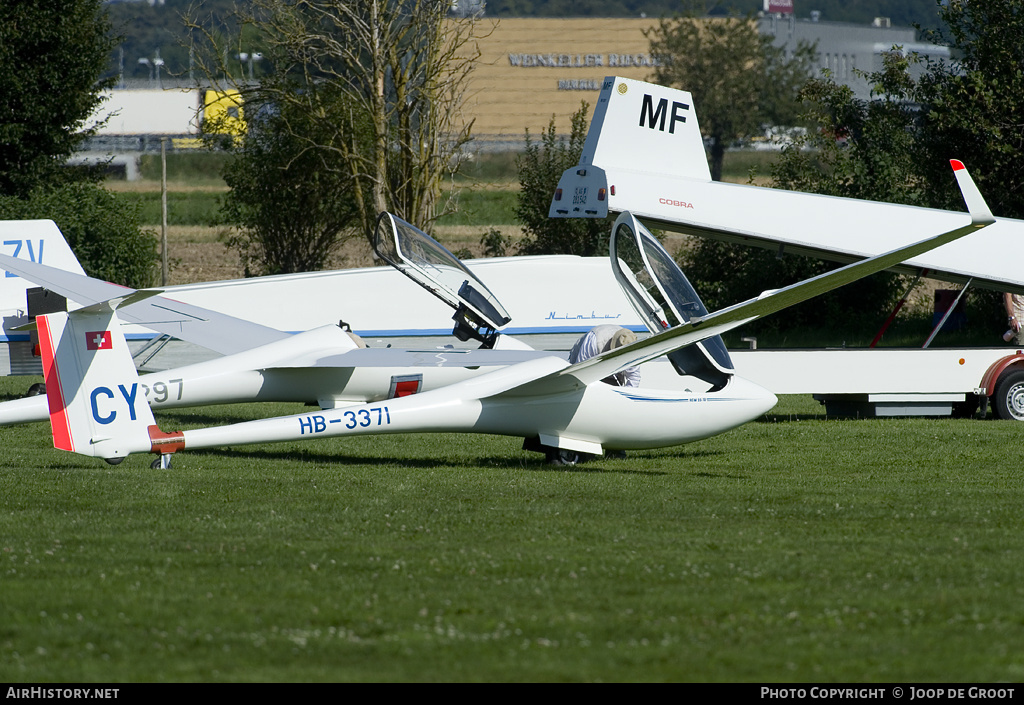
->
(610, 212), (734, 387)
(372, 212), (512, 345)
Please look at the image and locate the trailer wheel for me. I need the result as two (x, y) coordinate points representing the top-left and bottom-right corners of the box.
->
(992, 369), (1024, 421)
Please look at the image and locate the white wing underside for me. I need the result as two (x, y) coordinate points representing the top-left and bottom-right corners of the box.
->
(0, 253), (288, 355)
(498, 162), (995, 399)
(275, 347), (563, 369)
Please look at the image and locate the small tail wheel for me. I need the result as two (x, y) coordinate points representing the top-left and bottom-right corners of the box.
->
(150, 454), (173, 470)
(992, 368), (1024, 421)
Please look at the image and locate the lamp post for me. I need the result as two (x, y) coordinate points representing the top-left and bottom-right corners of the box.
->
(138, 50), (165, 88)
(235, 52), (263, 80)
(137, 57), (153, 84)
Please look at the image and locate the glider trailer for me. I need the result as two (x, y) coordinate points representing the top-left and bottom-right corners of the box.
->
(550, 76), (1024, 421)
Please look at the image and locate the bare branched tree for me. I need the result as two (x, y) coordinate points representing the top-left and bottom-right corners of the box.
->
(186, 0), (485, 236)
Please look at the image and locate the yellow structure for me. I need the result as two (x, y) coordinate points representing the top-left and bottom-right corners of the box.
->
(466, 18), (660, 143)
(202, 89), (246, 137)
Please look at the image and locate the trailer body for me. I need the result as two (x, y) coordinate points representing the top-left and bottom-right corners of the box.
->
(731, 347), (1024, 419)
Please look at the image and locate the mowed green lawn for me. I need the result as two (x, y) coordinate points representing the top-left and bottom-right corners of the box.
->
(1, 383), (1023, 683)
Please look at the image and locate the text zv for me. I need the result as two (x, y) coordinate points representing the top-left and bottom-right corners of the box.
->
(2, 240), (44, 277)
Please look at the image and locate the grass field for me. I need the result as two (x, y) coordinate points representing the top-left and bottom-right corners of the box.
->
(6, 150), (1018, 682)
(2, 380), (1022, 683)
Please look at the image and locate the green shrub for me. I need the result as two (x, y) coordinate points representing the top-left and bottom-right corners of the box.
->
(515, 104), (612, 256)
(0, 182), (159, 288)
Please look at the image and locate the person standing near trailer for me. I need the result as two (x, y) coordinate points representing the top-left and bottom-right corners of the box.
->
(1004, 293), (1023, 343)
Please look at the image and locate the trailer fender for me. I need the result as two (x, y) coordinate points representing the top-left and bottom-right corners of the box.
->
(979, 351), (1024, 395)
(980, 351), (1024, 420)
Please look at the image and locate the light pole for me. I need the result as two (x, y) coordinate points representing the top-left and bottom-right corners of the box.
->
(235, 52), (263, 80)
(137, 57), (153, 84)
(138, 50), (165, 88)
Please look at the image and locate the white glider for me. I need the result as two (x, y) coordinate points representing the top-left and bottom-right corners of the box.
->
(31, 160), (994, 464)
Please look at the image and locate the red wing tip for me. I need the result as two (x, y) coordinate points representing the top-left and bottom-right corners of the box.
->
(950, 159), (965, 171)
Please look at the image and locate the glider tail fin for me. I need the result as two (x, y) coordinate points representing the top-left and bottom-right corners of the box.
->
(37, 304), (156, 462)
(0, 220), (86, 315)
(549, 76), (710, 219)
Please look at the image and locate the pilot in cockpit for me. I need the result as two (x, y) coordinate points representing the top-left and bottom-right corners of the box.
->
(568, 324), (640, 387)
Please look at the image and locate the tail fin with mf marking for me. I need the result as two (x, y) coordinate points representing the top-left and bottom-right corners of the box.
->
(549, 76), (710, 219)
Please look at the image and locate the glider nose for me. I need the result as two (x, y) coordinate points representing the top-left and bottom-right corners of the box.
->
(757, 384), (779, 416)
(732, 375), (778, 419)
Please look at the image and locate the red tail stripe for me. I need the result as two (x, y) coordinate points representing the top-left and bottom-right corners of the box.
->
(36, 315), (74, 453)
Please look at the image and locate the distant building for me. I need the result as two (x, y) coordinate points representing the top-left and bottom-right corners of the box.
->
(464, 15), (949, 147)
(759, 14), (950, 101)
(88, 14), (951, 156)
(464, 18), (660, 148)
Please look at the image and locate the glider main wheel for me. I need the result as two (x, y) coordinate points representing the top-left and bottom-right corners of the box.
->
(151, 455), (173, 470)
(546, 449), (579, 466)
(26, 382), (46, 397)
(991, 369), (1024, 421)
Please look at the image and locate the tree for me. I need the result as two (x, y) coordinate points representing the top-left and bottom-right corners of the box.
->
(773, 0), (1024, 219)
(187, 0), (483, 238)
(0, 2), (158, 287)
(0, 2), (117, 197)
(515, 105), (612, 256)
(646, 3), (816, 181)
(765, 0), (1024, 336)
(0, 184), (158, 290)
(220, 93), (362, 276)
(912, 0), (1024, 218)
(772, 54), (924, 206)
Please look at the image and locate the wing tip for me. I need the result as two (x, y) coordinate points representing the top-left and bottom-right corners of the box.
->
(949, 159), (995, 226)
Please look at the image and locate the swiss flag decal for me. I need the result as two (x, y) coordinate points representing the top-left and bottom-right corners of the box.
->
(86, 331), (112, 351)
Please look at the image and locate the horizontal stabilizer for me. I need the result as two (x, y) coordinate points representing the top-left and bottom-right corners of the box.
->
(11, 289), (164, 332)
(0, 253), (289, 354)
(71, 288), (165, 315)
